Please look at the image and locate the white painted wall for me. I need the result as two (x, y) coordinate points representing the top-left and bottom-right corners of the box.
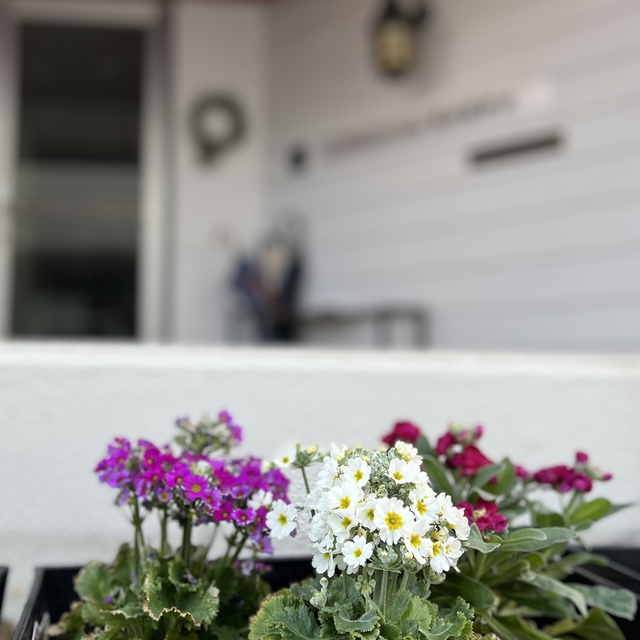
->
(169, 1), (268, 344)
(1, 343), (639, 623)
(267, 0), (640, 352)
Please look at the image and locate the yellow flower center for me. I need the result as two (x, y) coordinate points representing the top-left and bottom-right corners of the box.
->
(416, 499), (427, 515)
(410, 533), (421, 548)
(324, 552), (331, 560)
(354, 548), (363, 558)
(341, 516), (353, 530)
(366, 508), (375, 521)
(340, 496), (351, 510)
(385, 512), (403, 530)
(277, 513), (288, 526)
(393, 471), (403, 481)
(191, 483), (202, 494)
(432, 541), (442, 557)
(354, 470), (364, 482)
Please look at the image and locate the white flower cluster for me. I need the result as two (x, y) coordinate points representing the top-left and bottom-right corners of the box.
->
(267, 442), (470, 578)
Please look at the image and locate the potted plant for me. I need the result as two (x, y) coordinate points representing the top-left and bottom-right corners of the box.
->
(16, 410), (304, 640)
(250, 443), (492, 639)
(380, 421), (639, 639)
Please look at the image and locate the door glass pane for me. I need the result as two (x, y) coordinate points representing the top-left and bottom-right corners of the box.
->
(11, 24), (143, 337)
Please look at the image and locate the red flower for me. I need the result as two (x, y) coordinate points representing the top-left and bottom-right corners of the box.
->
(449, 445), (493, 476)
(458, 498), (508, 533)
(382, 421), (422, 446)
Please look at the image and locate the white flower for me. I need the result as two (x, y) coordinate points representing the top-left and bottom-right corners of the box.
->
(395, 441), (422, 464)
(342, 458), (371, 487)
(326, 480), (363, 514)
(312, 548), (337, 577)
(446, 507), (470, 540)
(424, 530), (462, 574)
(355, 496), (378, 531)
(374, 497), (412, 544)
(327, 511), (357, 542)
(248, 489), (273, 510)
(435, 493), (459, 521)
(317, 457), (340, 489)
(408, 486), (438, 523)
(403, 518), (432, 565)
(266, 500), (297, 538)
(274, 451), (294, 469)
(342, 535), (373, 573)
(309, 512), (335, 548)
(388, 458), (420, 484)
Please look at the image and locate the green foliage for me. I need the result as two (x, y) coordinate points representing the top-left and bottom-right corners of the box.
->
(249, 573), (482, 640)
(414, 434), (637, 640)
(49, 543), (268, 640)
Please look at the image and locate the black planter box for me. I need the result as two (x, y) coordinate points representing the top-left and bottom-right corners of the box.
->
(0, 566), (8, 619)
(12, 557), (313, 640)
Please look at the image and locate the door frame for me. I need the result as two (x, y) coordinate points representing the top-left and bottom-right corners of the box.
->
(0, 0), (168, 341)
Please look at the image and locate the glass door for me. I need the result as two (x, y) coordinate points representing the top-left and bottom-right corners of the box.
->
(10, 23), (144, 337)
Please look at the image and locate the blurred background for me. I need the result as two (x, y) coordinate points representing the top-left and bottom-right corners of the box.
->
(0, 0), (639, 352)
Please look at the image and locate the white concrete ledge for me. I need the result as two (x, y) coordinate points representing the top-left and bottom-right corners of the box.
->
(1, 343), (639, 622)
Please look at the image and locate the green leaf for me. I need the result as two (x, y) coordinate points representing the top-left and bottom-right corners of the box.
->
(465, 523), (501, 553)
(520, 570), (587, 616)
(489, 615), (557, 640)
(434, 572), (495, 610)
(541, 552), (604, 580)
(495, 581), (575, 618)
(547, 608), (626, 640)
(426, 598), (475, 640)
(532, 511), (566, 528)
(144, 578), (219, 625)
(470, 463), (503, 490)
(333, 606), (378, 634)
(570, 583), (638, 620)
(421, 454), (457, 500)
(416, 435), (437, 458)
(500, 527), (575, 552)
(567, 498), (612, 526)
(249, 592), (321, 640)
(403, 596), (435, 636)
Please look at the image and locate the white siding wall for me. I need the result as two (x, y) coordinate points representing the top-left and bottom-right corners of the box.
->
(267, 0), (640, 351)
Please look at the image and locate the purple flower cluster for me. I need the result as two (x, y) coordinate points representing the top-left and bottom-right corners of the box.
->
(95, 413), (289, 555)
(533, 451), (612, 493)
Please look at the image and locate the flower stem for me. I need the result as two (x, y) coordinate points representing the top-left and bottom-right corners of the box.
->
(160, 508), (168, 555)
(380, 570), (389, 617)
(343, 570), (349, 600)
(301, 465), (311, 495)
(182, 517), (193, 568)
(399, 570), (409, 593)
(229, 532), (249, 568)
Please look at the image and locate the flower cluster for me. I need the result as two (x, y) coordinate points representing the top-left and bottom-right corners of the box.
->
(95, 413), (289, 562)
(458, 497), (508, 533)
(268, 442), (470, 578)
(533, 450), (612, 493)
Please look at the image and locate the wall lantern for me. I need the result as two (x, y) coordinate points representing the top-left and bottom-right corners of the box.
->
(372, 0), (430, 79)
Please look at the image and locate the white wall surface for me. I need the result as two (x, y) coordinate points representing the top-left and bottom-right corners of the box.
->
(170, 1), (268, 344)
(267, 0), (640, 352)
(1, 343), (639, 623)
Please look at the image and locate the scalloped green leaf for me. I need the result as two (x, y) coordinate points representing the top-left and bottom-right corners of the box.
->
(143, 576), (219, 625)
(403, 596), (436, 636)
(333, 605), (378, 634)
(249, 592), (321, 640)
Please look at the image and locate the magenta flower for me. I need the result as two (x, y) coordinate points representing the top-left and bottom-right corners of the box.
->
(459, 498), (508, 533)
(382, 421), (422, 446)
(450, 446), (493, 476)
